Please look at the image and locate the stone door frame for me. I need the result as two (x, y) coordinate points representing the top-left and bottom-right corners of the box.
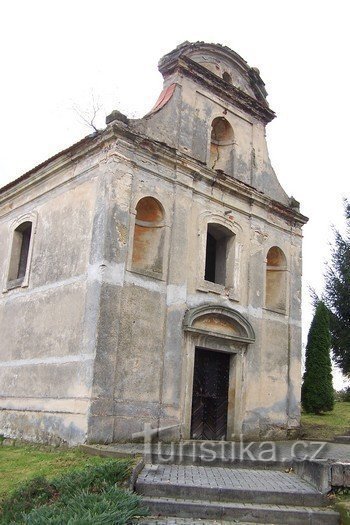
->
(181, 304), (255, 441)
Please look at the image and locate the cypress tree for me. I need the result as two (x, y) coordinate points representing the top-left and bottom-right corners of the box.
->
(301, 301), (334, 414)
(324, 199), (350, 377)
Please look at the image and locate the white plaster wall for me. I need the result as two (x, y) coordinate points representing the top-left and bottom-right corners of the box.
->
(0, 173), (99, 444)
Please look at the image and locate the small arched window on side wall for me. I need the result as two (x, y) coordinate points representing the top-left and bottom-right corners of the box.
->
(7, 221), (33, 288)
(265, 246), (287, 313)
(131, 197), (165, 279)
(209, 117), (234, 174)
(204, 223), (234, 286)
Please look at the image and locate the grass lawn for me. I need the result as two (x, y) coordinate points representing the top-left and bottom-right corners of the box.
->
(0, 445), (118, 497)
(301, 401), (350, 440)
(0, 444), (146, 524)
(333, 492), (350, 525)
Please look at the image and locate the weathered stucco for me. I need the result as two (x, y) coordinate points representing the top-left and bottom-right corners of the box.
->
(0, 42), (307, 444)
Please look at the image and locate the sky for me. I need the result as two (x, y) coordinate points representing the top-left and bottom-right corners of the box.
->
(1, 0), (349, 388)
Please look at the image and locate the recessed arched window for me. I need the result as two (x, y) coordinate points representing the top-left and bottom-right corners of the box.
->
(8, 221), (33, 285)
(209, 117), (234, 173)
(131, 197), (165, 278)
(265, 246), (287, 312)
(204, 223), (234, 286)
(222, 71), (232, 84)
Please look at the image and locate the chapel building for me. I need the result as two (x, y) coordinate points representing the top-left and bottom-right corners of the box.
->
(0, 42), (308, 444)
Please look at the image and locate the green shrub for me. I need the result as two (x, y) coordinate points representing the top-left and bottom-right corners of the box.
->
(0, 477), (56, 522)
(53, 459), (132, 493)
(302, 301), (334, 414)
(335, 499), (350, 525)
(0, 458), (145, 525)
(17, 488), (144, 525)
(337, 387), (350, 403)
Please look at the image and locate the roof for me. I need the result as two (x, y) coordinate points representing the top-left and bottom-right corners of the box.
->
(0, 132), (100, 197)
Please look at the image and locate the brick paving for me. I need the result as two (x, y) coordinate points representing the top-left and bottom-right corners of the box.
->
(134, 458), (340, 524)
(138, 464), (319, 494)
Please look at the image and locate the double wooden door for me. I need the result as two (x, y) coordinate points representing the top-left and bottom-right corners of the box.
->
(190, 348), (230, 440)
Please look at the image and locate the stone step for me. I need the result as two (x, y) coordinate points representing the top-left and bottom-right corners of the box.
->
(81, 441), (333, 469)
(139, 518), (277, 524)
(82, 443), (290, 468)
(140, 496), (340, 525)
(136, 464), (325, 507)
(143, 452), (287, 469)
(334, 435), (350, 444)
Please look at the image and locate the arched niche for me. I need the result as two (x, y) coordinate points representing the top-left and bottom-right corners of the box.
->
(209, 117), (234, 173)
(131, 196), (165, 278)
(183, 304), (255, 344)
(265, 246), (287, 313)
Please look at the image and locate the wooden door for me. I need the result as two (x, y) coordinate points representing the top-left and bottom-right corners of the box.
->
(190, 348), (230, 440)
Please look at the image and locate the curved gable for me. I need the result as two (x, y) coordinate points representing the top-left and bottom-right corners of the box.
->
(159, 41), (269, 106)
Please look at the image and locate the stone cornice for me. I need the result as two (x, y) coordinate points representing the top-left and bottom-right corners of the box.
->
(110, 123), (308, 227)
(0, 121), (308, 228)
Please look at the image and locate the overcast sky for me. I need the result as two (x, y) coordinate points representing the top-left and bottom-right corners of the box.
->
(1, 1), (349, 388)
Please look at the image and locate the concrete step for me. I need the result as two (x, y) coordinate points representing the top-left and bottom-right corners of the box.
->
(139, 518), (277, 524)
(140, 496), (340, 525)
(81, 441), (335, 468)
(82, 443), (291, 469)
(334, 435), (350, 444)
(136, 464), (325, 507)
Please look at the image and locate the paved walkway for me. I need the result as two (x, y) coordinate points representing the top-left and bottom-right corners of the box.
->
(138, 464), (319, 495)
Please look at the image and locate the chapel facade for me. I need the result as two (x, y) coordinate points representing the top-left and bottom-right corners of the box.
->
(0, 42), (307, 445)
